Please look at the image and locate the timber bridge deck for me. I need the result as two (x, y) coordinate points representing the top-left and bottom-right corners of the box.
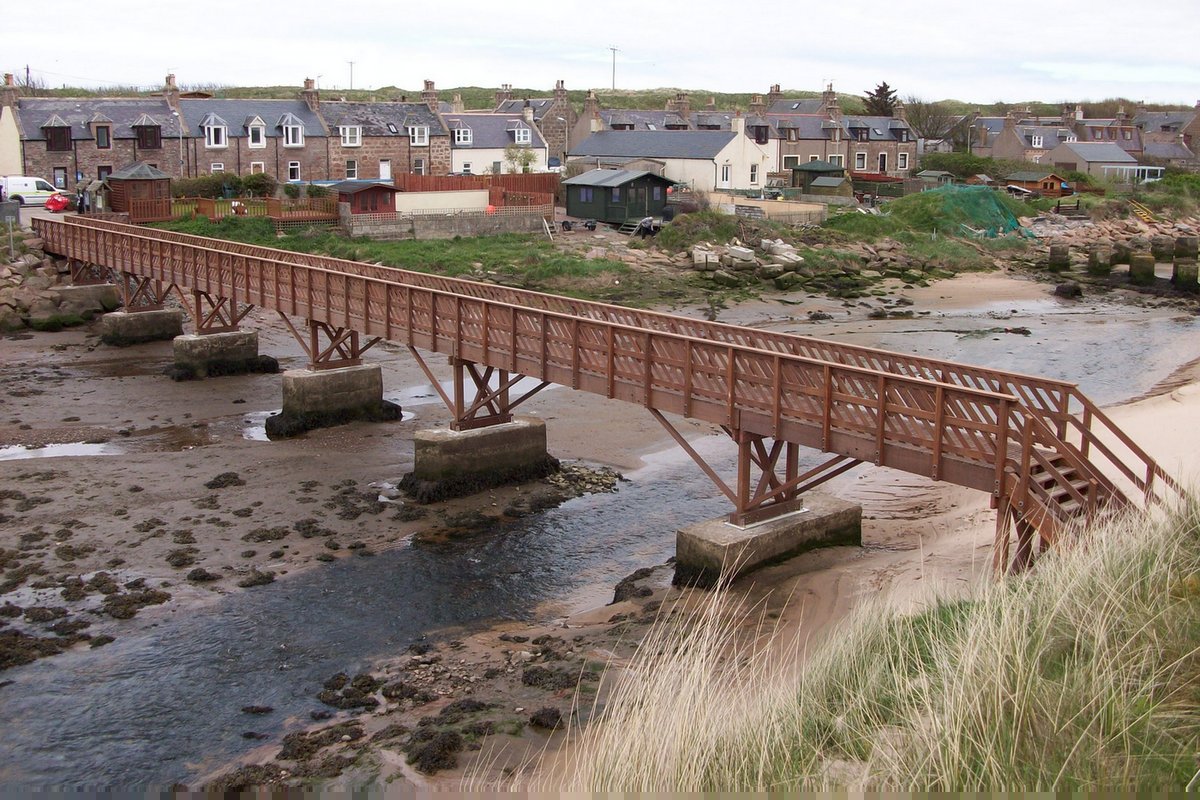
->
(34, 215), (1180, 573)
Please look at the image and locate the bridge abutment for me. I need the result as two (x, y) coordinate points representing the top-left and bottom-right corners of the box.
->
(171, 330), (276, 379)
(400, 416), (557, 503)
(99, 309), (185, 346)
(673, 492), (862, 588)
(265, 364), (401, 439)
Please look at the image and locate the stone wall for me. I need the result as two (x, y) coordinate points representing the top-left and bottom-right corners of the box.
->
(342, 209), (549, 240)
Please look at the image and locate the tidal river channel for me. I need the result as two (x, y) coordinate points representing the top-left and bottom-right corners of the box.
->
(1, 292), (1198, 788)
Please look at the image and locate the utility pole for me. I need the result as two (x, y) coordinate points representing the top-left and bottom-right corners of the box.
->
(347, 61), (355, 91)
(609, 46), (618, 91)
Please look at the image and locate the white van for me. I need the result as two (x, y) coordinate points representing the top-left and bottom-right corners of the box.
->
(1, 176), (63, 206)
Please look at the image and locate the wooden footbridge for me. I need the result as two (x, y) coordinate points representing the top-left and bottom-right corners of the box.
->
(34, 215), (1180, 573)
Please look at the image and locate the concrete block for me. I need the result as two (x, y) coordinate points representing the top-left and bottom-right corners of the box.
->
(1176, 236), (1199, 259)
(1172, 258), (1198, 293)
(99, 309), (184, 346)
(674, 492), (862, 588)
(1129, 252), (1157, 286)
(1086, 244), (1112, 276)
(265, 363), (400, 438)
(1047, 243), (1071, 271)
(403, 417), (556, 502)
(1151, 235), (1175, 260)
(727, 245), (756, 262)
(172, 331), (261, 378)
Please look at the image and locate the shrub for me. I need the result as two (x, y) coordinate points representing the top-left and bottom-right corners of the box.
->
(241, 172), (276, 198)
(306, 183), (330, 198)
(283, 183), (301, 199)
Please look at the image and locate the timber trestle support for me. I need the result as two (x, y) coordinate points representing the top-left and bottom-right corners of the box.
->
(278, 314), (380, 370)
(178, 288), (254, 335)
(407, 349), (549, 431)
(117, 271), (174, 312)
(650, 409), (862, 526)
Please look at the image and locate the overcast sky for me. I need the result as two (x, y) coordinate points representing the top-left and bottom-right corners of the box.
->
(8, 0), (1199, 106)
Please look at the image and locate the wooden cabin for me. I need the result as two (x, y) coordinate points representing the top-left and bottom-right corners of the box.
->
(330, 181), (400, 214)
(106, 162), (172, 223)
(562, 168), (674, 224)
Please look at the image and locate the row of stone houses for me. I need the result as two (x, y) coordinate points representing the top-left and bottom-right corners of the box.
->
(0, 75), (551, 191)
(564, 83), (919, 192)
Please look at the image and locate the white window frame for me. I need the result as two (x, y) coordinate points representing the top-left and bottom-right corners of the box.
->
(283, 124), (304, 147)
(250, 161), (265, 174)
(210, 163), (224, 174)
(205, 124), (227, 149)
(345, 159), (358, 179)
(809, 155), (820, 162)
(898, 152), (909, 170)
(248, 125), (266, 149)
(340, 126), (362, 147)
(287, 161), (301, 181)
(749, 164), (759, 184)
(877, 152), (888, 172)
(1066, 134), (1077, 143)
(413, 158), (426, 176)
(513, 127), (532, 145)
(462, 162), (472, 174)
(453, 127), (472, 146)
(408, 126), (429, 147)
(720, 164), (731, 183)
(1031, 134), (1044, 148)
(782, 155), (799, 169)
(854, 152), (867, 170)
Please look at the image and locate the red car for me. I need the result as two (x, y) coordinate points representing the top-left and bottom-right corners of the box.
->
(44, 193), (71, 213)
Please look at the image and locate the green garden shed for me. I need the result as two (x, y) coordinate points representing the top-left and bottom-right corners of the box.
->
(563, 169), (674, 225)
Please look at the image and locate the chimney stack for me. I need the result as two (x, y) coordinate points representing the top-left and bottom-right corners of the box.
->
(163, 73), (180, 110)
(0, 73), (18, 109)
(421, 80), (438, 111)
(767, 83), (782, 108)
(495, 83), (513, 107)
(553, 79), (567, 102)
(668, 91), (690, 120)
(822, 83), (839, 121)
(522, 98), (534, 124)
(583, 88), (599, 117)
(451, 93), (464, 113)
(705, 96), (716, 112)
(749, 94), (765, 116)
(300, 77), (319, 111)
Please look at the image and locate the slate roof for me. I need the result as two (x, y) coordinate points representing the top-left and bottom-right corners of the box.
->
(769, 114), (844, 139)
(598, 109), (691, 130)
(441, 113), (546, 149)
(496, 98), (555, 122)
(1144, 141), (1195, 160)
(179, 99), (327, 139)
(562, 168), (671, 187)
(844, 115), (911, 141)
(320, 101), (445, 136)
(570, 130), (736, 160)
(1135, 110), (1197, 132)
(767, 98), (824, 115)
(16, 97), (183, 141)
(1056, 142), (1137, 163)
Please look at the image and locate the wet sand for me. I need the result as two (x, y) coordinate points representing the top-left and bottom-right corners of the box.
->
(1, 268), (1198, 789)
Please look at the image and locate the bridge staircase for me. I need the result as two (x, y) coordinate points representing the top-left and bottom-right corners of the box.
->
(33, 215), (1181, 574)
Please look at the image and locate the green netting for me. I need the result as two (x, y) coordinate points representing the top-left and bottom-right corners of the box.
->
(883, 185), (1025, 238)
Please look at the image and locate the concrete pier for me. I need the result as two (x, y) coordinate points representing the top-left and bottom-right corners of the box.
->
(402, 416), (557, 502)
(172, 331), (274, 379)
(1086, 243), (1112, 276)
(99, 309), (184, 346)
(1046, 243), (1071, 271)
(674, 492), (863, 588)
(264, 363), (400, 438)
(1128, 253), (1157, 286)
(1173, 259), (1199, 293)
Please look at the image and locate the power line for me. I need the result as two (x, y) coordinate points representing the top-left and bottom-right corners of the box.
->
(18, 66), (155, 88)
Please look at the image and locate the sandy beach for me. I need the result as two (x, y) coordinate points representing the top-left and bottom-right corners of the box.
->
(1, 265), (1198, 789)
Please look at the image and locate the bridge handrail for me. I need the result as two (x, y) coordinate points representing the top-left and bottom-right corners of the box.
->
(35, 215), (1028, 487)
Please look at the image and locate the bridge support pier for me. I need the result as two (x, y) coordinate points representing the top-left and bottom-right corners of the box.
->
(100, 271), (183, 346)
(674, 493), (862, 588)
(170, 289), (272, 379)
(401, 416), (557, 503)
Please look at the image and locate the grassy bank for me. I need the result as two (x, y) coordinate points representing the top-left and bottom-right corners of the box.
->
(533, 498), (1200, 790)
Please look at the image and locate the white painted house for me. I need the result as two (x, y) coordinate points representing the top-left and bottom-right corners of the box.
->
(568, 119), (774, 192)
(442, 112), (548, 175)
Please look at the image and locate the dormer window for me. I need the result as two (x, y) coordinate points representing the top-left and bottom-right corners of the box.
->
(1031, 135), (1044, 148)
(612, 123), (634, 131)
(453, 126), (472, 146)
(277, 113), (305, 147)
(408, 125), (429, 146)
(202, 113), (229, 149)
(1066, 133), (1077, 143)
(340, 126), (362, 147)
(513, 127), (531, 145)
(95, 125), (111, 149)
(248, 124), (265, 148)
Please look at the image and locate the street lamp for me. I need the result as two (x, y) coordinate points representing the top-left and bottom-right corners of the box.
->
(172, 110), (184, 178)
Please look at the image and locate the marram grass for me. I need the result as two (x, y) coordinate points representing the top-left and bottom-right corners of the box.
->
(525, 497), (1200, 791)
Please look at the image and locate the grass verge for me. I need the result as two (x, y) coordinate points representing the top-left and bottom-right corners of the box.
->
(531, 497), (1200, 790)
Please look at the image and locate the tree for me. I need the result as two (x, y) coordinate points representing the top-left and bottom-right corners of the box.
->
(863, 82), (898, 116)
(503, 143), (538, 173)
(902, 96), (959, 140)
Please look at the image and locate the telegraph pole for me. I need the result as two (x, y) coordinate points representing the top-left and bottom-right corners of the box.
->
(609, 46), (618, 90)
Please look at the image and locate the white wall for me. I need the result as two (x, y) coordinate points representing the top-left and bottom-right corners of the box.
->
(0, 107), (21, 177)
(452, 146), (548, 175)
(395, 189), (490, 213)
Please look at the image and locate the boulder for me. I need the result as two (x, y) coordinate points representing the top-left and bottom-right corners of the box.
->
(711, 270), (741, 287)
